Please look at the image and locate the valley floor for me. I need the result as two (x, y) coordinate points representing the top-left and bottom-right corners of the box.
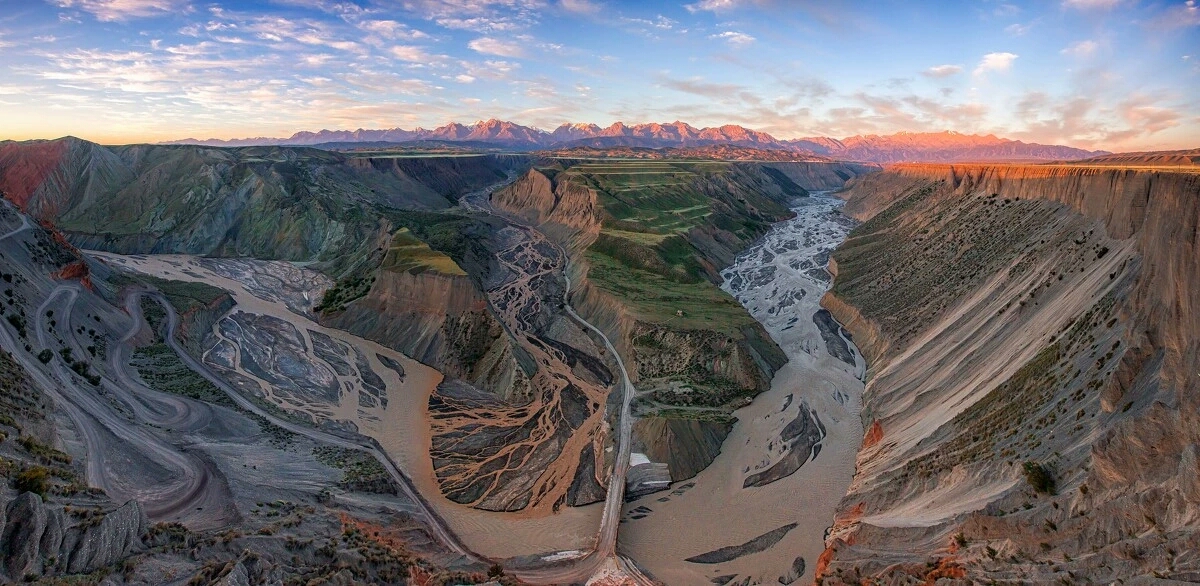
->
(619, 194), (866, 585)
(88, 252), (602, 561)
(84, 193), (865, 585)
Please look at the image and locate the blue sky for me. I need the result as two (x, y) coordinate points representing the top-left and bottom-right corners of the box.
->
(0, 0), (1196, 149)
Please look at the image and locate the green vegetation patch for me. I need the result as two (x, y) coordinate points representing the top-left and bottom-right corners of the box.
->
(561, 161), (728, 234)
(381, 228), (467, 276)
(584, 249), (754, 334)
(314, 274), (375, 314)
(1023, 461), (1057, 494)
(131, 342), (235, 408)
(0, 348), (48, 433)
(312, 446), (396, 494)
(139, 275), (228, 315)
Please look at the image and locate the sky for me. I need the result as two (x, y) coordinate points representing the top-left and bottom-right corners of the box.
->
(0, 0), (1197, 150)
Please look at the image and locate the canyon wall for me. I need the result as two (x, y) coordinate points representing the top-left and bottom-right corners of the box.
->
(0, 138), (527, 268)
(818, 164), (1200, 583)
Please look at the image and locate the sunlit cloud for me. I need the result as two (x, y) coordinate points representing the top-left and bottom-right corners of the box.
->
(710, 31), (756, 47)
(467, 37), (525, 58)
(973, 52), (1018, 76)
(0, 0), (1192, 150)
(560, 0), (601, 14)
(685, 0), (743, 13)
(51, 0), (190, 21)
(923, 64), (962, 78)
(1004, 22), (1035, 35)
(1061, 0), (1123, 9)
(1061, 40), (1098, 57)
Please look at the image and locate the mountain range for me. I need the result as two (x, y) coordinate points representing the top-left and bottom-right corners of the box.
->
(168, 120), (1108, 163)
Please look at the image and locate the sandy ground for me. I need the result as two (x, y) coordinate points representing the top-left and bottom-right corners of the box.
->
(90, 252), (600, 559)
(618, 195), (866, 585)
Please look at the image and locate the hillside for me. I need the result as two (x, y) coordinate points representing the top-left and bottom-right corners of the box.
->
(0, 136), (860, 517)
(1066, 148), (1200, 167)
(167, 121), (1106, 163)
(789, 131), (1108, 163)
(0, 138), (528, 270)
(817, 163), (1200, 583)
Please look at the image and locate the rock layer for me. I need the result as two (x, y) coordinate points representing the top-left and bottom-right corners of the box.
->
(819, 163), (1200, 583)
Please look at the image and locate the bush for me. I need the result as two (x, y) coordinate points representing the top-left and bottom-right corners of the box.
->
(37, 349), (53, 363)
(14, 466), (49, 497)
(1023, 461), (1056, 494)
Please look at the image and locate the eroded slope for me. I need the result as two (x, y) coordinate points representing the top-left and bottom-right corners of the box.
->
(819, 164), (1200, 583)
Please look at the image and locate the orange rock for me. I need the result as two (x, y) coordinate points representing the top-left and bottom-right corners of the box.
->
(813, 540), (840, 582)
(54, 261), (92, 290)
(862, 420), (883, 449)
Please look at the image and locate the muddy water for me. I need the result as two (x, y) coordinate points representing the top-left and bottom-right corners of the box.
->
(618, 194), (866, 585)
(90, 252), (599, 558)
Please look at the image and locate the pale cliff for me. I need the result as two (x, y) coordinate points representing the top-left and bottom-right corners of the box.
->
(818, 163), (1200, 583)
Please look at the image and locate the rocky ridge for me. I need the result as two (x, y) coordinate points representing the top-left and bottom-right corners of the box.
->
(164, 122), (1106, 162)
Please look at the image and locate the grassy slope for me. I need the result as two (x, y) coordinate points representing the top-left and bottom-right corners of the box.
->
(573, 160), (790, 331)
(560, 160), (794, 412)
(380, 228), (467, 276)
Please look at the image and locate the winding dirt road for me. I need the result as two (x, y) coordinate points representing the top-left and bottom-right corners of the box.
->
(33, 284), (236, 528)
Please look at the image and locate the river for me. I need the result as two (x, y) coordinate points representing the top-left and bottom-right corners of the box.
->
(618, 193), (866, 585)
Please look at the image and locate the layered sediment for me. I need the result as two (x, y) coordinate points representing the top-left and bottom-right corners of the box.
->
(819, 163), (1200, 583)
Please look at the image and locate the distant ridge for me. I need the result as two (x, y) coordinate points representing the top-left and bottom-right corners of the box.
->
(168, 120), (1109, 162)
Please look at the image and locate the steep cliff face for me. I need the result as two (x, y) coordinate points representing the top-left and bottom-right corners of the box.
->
(758, 161), (879, 192)
(493, 161), (807, 482)
(0, 138), (528, 269)
(0, 493), (148, 580)
(819, 164), (1200, 583)
(325, 248), (528, 400)
(490, 167), (601, 252)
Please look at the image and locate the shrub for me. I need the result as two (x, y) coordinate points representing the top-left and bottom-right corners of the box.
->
(1023, 461), (1056, 494)
(14, 466), (49, 497)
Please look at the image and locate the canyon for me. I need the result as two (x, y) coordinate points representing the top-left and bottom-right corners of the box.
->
(0, 132), (1195, 586)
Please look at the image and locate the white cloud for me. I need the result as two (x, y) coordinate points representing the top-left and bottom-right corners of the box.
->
(973, 52), (1018, 76)
(458, 59), (520, 81)
(467, 37), (525, 58)
(358, 20), (430, 41)
(709, 31), (755, 47)
(1061, 40), (1098, 57)
(52, 0), (190, 21)
(923, 64), (963, 78)
(1148, 0), (1200, 29)
(1061, 0), (1122, 9)
(1005, 22), (1034, 35)
(685, 0), (742, 12)
(455, 74), (475, 83)
(391, 46), (431, 62)
(560, 0), (601, 14)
